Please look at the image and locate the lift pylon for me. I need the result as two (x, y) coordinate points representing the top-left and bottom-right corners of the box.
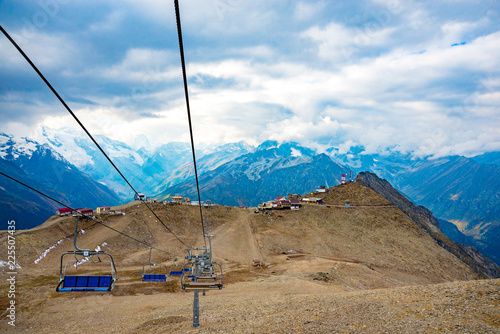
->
(181, 236), (223, 290)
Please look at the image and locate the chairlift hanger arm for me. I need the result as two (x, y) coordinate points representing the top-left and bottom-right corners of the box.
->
(73, 216), (90, 255)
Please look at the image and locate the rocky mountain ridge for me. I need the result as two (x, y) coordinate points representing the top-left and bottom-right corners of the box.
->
(356, 171), (500, 279)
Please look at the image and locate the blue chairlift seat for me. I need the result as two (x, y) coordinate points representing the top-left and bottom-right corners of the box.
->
(169, 262), (184, 277)
(57, 275), (114, 292)
(141, 248), (167, 283)
(170, 270), (183, 276)
(142, 274), (166, 282)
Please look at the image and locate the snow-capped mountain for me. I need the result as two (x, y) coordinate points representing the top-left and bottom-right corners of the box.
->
(1, 133), (43, 160)
(35, 127), (145, 197)
(154, 141), (256, 193)
(325, 145), (416, 182)
(33, 127), (255, 199)
(157, 140), (348, 207)
(0, 133), (121, 230)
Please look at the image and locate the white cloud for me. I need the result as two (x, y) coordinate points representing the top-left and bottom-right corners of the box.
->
(294, 1), (326, 21)
(0, 30), (80, 70)
(1, 0), (499, 158)
(88, 10), (125, 33)
(97, 48), (178, 83)
(301, 22), (396, 63)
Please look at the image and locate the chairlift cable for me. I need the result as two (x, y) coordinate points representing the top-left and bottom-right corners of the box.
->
(0, 24), (189, 248)
(0, 171), (172, 254)
(0, 25), (137, 196)
(174, 0), (207, 247)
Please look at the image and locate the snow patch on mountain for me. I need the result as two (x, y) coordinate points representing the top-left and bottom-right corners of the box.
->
(14, 139), (38, 158)
(243, 159), (273, 181)
(104, 143), (144, 165)
(131, 134), (151, 151)
(36, 127), (94, 168)
(0, 133), (10, 146)
(201, 141), (255, 155)
(291, 148), (302, 157)
(0, 260), (21, 269)
(0, 133), (41, 160)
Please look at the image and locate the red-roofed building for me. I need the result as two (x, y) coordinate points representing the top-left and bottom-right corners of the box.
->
(77, 208), (93, 216)
(280, 200), (291, 209)
(56, 208), (73, 216)
(272, 199), (291, 209)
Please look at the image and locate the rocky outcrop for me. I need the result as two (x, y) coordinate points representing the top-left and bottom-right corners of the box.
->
(356, 171), (500, 279)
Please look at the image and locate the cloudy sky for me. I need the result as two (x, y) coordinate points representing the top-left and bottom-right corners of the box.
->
(1, 0), (499, 158)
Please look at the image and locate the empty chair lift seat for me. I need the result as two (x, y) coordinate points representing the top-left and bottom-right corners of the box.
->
(57, 275), (114, 292)
(170, 270), (183, 276)
(142, 274), (166, 282)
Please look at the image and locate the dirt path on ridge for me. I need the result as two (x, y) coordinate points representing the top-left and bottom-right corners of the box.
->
(210, 210), (263, 265)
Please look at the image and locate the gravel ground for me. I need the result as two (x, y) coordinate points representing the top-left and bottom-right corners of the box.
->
(2, 275), (498, 333)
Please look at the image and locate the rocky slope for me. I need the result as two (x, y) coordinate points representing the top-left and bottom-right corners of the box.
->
(356, 171), (500, 279)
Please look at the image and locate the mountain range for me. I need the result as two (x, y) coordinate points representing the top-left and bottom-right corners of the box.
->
(157, 142), (345, 207)
(1, 127), (498, 265)
(0, 133), (121, 230)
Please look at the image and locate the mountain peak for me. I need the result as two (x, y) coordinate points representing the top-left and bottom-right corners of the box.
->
(0, 134), (40, 160)
(256, 140), (279, 151)
(255, 141), (316, 158)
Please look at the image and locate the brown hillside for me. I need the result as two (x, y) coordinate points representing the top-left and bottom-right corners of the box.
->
(306, 181), (392, 206)
(356, 171), (500, 278)
(1, 185), (498, 333)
